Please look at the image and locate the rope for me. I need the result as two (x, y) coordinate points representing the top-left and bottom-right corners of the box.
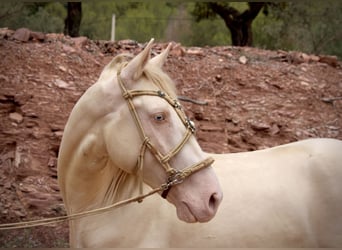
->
(0, 63), (216, 231)
(0, 157), (214, 230)
(0, 186), (164, 231)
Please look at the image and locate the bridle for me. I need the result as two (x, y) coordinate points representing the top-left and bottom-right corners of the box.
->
(117, 66), (215, 199)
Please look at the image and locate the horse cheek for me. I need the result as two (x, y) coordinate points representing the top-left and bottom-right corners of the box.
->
(103, 118), (140, 174)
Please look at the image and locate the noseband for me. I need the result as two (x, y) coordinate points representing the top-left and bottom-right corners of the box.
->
(117, 67), (214, 199)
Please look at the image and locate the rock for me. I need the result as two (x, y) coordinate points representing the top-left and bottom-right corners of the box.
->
(12, 28), (45, 42)
(0, 74), (9, 82)
(300, 81), (310, 87)
(215, 74), (222, 82)
(226, 125), (242, 133)
(0, 27), (14, 39)
(72, 36), (88, 48)
(48, 157), (57, 168)
(54, 79), (70, 89)
(12, 28), (31, 42)
(170, 43), (185, 57)
(238, 55), (248, 64)
(310, 55), (320, 62)
(53, 130), (64, 138)
(249, 120), (270, 131)
(14, 210), (26, 217)
(200, 125), (224, 132)
(118, 39), (139, 49)
(58, 65), (67, 72)
(300, 52), (311, 63)
(4, 181), (12, 189)
(62, 44), (76, 53)
(194, 111), (204, 121)
(319, 55), (339, 67)
(9, 112), (23, 123)
(30, 31), (45, 41)
(187, 47), (204, 56)
(269, 124), (280, 135)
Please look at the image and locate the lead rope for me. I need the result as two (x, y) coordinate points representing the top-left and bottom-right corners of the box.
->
(0, 156), (214, 230)
(0, 185), (164, 230)
(0, 63), (215, 230)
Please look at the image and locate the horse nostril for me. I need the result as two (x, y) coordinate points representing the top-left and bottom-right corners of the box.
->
(209, 192), (221, 211)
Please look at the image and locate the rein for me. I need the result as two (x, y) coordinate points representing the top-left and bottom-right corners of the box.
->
(0, 158), (214, 230)
(0, 185), (163, 230)
(0, 65), (215, 231)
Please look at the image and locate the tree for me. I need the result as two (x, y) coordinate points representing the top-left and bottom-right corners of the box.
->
(0, 2), (65, 33)
(64, 2), (82, 37)
(252, 1), (342, 58)
(270, 1), (341, 56)
(192, 2), (266, 46)
(0, 2), (24, 21)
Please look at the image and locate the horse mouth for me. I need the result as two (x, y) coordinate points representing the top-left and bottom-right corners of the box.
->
(177, 202), (198, 223)
(178, 200), (218, 223)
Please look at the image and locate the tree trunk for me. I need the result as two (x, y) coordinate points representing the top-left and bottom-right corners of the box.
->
(226, 19), (253, 46)
(209, 2), (264, 47)
(64, 2), (82, 37)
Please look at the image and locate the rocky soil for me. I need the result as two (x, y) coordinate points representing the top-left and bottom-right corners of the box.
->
(0, 27), (341, 247)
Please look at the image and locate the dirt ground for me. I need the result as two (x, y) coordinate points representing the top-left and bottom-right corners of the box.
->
(0, 27), (341, 247)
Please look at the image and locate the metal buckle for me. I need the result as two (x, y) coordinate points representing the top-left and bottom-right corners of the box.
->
(161, 171), (184, 199)
(157, 90), (165, 98)
(186, 118), (196, 133)
(167, 171), (184, 186)
(173, 100), (181, 109)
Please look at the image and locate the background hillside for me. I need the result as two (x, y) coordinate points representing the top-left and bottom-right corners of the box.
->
(0, 1), (341, 247)
(0, 27), (341, 247)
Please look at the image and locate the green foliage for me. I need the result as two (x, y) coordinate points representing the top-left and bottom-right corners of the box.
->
(0, 1), (341, 58)
(80, 1), (139, 40)
(192, 2), (249, 22)
(116, 2), (174, 42)
(0, 2), (65, 33)
(185, 18), (229, 46)
(81, 1), (174, 42)
(186, 13), (230, 46)
(170, 3), (229, 46)
(253, 1), (342, 58)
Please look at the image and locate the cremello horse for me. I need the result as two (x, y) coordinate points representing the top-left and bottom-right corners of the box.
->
(58, 39), (223, 247)
(58, 39), (342, 247)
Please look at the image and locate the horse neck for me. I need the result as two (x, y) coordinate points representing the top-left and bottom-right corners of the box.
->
(102, 163), (143, 206)
(64, 156), (142, 214)
(59, 80), (144, 212)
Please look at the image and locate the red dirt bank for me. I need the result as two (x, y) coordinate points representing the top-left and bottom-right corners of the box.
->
(0, 28), (341, 247)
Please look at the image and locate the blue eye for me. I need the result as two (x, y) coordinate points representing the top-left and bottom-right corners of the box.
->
(154, 113), (165, 121)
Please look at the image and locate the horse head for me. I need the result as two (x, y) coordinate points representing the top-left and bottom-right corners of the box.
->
(58, 39), (222, 224)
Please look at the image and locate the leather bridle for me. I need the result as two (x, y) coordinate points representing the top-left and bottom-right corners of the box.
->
(117, 66), (215, 199)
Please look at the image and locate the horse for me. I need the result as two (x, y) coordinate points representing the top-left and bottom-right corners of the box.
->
(57, 39), (223, 247)
(57, 39), (342, 247)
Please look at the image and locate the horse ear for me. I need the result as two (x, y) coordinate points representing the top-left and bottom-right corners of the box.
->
(120, 38), (154, 82)
(149, 43), (171, 68)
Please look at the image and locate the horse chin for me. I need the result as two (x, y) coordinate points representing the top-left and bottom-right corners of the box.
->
(175, 201), (218, 223)
(176, 202), (198, 223)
